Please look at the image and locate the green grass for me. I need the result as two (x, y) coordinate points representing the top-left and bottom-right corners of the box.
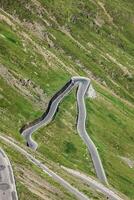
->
(0, 140), (77, 200)
(0, 0), (134, 199)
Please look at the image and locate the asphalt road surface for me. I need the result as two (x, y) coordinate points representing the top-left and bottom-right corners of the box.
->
(62, 166), (123, 200)
(0, 135), (124, 200)
(0, 135), (90, 200)
(20, 76), (108, 184)
(0, 148), (18, 200)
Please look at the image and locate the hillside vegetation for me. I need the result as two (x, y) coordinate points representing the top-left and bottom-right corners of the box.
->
(0, 0), (134, 199)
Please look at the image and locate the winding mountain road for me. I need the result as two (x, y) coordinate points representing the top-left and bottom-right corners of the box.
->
(0, 148), (18, 200)
(20, 76), (108, 185)
(0, 135), (124, 200)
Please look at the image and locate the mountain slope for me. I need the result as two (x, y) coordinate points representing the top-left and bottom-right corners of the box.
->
(0, 0), (134, 199)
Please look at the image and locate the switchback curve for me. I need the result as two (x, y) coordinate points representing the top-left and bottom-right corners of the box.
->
(20, 76), (108, 184)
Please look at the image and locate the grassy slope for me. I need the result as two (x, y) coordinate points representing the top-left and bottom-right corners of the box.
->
(0, 0), (134, 199)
